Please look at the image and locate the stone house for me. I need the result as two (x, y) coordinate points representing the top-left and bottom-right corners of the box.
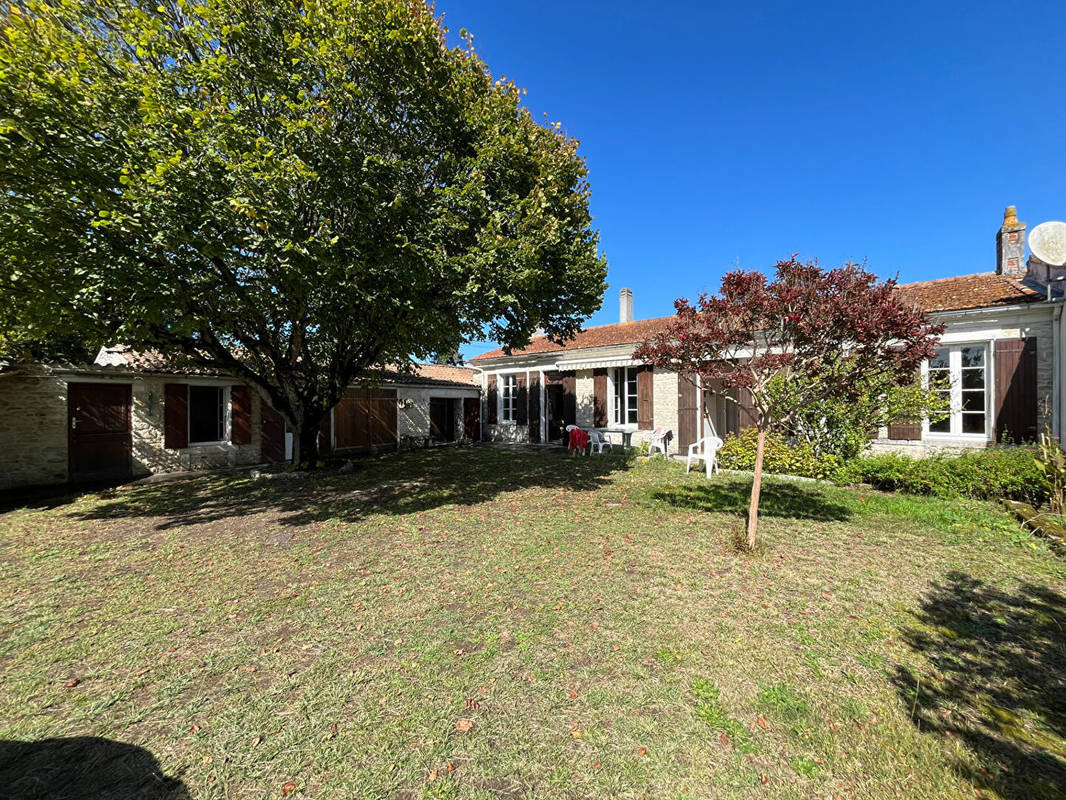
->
(471, 207), (1065, 457)
(0, 350), (480, 491)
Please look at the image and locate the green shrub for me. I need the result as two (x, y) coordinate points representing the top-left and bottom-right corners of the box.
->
(717, 429), (843, 481)
(839, 448), (1046, 505)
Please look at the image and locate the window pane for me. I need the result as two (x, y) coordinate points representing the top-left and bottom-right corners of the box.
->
(962, 413), (985, 434)
(929, 416), (951, 433)
(961, 369), (985, 390)
(930, 349), (950, 369)
(962, 391), (985, 412)
(189, 386), (223, 443)
(961, 346), (985, 368)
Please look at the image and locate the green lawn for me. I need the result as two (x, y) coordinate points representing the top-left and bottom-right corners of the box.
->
(1, 448), (1064, 800)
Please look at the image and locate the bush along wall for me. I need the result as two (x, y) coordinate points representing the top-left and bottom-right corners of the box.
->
(716, 430), (1047, 506)
(838, 448), (1047, 505)
(716, 430), (844, 482)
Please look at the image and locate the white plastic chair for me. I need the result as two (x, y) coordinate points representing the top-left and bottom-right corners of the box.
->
(686, 435), (723, 476)
(586, 429), (612, 455)
(648, 427), (671, 457)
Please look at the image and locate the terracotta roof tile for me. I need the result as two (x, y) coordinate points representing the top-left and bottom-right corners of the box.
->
(895, 272), (1041, 312)
(470, 317), (673, 361)
(95, 347), (480, 389)
(472, 273), (1045, 362)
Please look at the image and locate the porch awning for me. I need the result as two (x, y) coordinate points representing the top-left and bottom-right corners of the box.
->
(553, 355), (643, 371)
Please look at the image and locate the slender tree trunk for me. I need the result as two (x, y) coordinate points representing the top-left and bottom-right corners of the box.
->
(746, 428), (766, 549)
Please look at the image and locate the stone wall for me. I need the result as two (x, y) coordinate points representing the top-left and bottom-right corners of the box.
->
(0, 375), (69, 490)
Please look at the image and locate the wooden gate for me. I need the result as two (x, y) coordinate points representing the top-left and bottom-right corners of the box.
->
(334, 388), (398, 449)
(68, 382), (132, 483)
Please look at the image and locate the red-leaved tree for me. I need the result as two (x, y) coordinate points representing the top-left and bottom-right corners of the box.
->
(635, 258), (944, 548)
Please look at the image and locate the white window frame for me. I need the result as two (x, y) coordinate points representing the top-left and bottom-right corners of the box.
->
(609, 366), (640, 428)
(922, 343), (991, 439)
(187, 383), (232, 445)
(499, 374), (518, 424)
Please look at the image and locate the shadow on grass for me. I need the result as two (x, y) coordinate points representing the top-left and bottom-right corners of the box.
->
(65, 446), (629, 530)
(893, 572), (1066, 800)
(0, 736), (189, 799)
(652, 477), (851, 522)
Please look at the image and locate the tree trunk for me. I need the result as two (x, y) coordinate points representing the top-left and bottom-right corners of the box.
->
(295, 421), (321, 471)
(745, 428), (766, 549)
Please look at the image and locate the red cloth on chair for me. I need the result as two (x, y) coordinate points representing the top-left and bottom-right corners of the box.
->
(568, 428), (589, 455)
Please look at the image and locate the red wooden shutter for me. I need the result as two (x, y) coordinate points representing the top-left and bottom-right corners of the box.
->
(231, 385), (252, 445)
(636, 366), (654, 430)
(995, 338), (1038, 443)
(164, 383), (188, 449)
(487, 375), (498, 424)
(515, 372), (528, 425)
(593, 369), (608, 427)
(528, 372), (541, 442)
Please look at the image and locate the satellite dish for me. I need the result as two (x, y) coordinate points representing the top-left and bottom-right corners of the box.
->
(1029, 221), (1066, 266)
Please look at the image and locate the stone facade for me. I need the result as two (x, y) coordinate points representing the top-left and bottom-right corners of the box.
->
(132, 377), (262, 475)
(0, 375), (69, 490)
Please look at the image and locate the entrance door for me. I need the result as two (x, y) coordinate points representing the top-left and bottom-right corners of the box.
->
(261, 404), (287, 462)
(68, 383), (132, 484)
(463, 397), (480, 441)
(546, 384), (565, 442)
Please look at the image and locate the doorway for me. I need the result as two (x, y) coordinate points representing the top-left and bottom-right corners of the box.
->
(429, 397), (457, 442)
(67, 382), (132, 484)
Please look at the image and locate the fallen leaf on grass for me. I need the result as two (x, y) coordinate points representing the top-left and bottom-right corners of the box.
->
(568, 690), (578, 700)
(756, 716), (770, 731)
(281, 782), (296, 796)
(251, 736), (262, 748)
(456, 719), (474, 732)
(428, 769), (438, 782)
(719, 732), (730, 746)
(64, 679), (80, 688)
(761, 774), (770, 785)
(638, 747), (647, 756)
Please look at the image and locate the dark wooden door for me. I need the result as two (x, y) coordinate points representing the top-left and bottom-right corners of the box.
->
(261, 404), (287, 462)
(546, 385), (565, 441)
(68, 383), (132, 483)
(463, 397), (480, 441)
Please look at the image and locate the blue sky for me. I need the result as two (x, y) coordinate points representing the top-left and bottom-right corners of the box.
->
(450, 1), (1066, 358)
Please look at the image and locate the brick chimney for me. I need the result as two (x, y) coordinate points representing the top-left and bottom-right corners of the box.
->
(996, 205), (1027, 277)
(619, 288), (633, 324)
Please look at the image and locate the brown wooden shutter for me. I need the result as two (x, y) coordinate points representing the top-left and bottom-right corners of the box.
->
(995, 337), (1038, 443)
(164, 383), (188, 449)
(677, 372), (699, 449)
(561, 372), (576, 425)
(231, 385), (252, 445)
(636, 366), (654, 430)
(515, 372), (528, 425)
(593, 369), (608, 427)
(737, 386), (757, 431)
(528, 372), (541, 442)
(487, 375), (498, 424)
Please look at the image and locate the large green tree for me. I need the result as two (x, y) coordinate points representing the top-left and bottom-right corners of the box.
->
(0, 0), (606, 464)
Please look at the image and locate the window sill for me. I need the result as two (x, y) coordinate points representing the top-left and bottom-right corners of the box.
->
(923, 433), (992, 441)
(187, 440), (234, 447)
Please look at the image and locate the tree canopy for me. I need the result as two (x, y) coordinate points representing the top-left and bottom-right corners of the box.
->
(636, 258), (944, 547)
(0, 0), (607, 462)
